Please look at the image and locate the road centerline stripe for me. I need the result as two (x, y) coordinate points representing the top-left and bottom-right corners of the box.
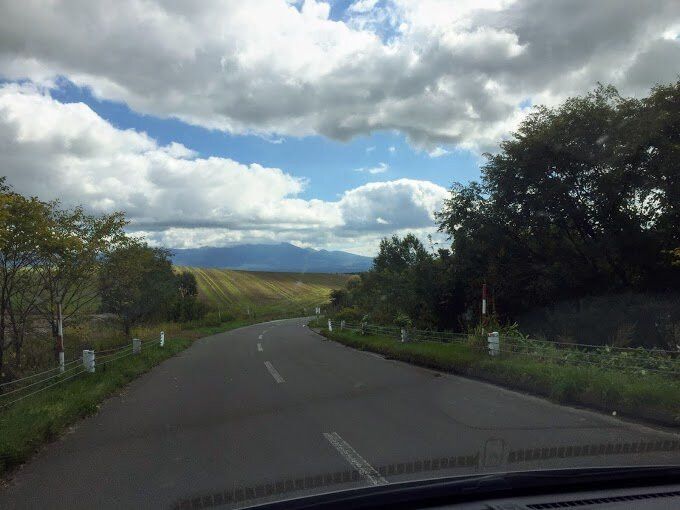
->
(323, 432), (387, 486)
(258, 334), (263, 340)
(264, 361), (284, 383)
(257, 343), (263, 352)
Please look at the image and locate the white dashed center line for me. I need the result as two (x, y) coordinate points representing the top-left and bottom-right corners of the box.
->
(264, 361), (285, 383)
(323, 432), (387, 486)
(258, 334), (263, 340)
(257, 343), (263, 352)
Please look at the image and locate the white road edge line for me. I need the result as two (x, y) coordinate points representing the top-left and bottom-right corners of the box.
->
(264, 361), (285, 383)
(257, 343), (263, 352)
(323, 432), (387, 486)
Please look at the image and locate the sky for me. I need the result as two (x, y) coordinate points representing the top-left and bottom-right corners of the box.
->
(0, 1), (678, 256)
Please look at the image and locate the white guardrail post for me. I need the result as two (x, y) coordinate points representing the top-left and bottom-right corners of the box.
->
(132, 338), (141, 354)
(340, 320), (345, 330)
(328, 319), (333, 332)
(160, 331), (165, 347)
(82, 349), (95, 373)
(401, 328), (408, 342)
(488, 331), (500, 356)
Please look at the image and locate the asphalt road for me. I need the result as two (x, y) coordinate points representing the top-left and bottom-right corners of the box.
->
(1, 318), (678, 509)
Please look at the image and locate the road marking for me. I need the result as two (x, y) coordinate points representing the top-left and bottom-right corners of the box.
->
(264, 361), (285, 383)
(257, 343), (263, 352)
(323, 432), (386, 486)
(258, 334), (263, 340)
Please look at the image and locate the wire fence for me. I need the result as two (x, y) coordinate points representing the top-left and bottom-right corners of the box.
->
(0, 334), (162, 410)
(328, 320), (680, 378)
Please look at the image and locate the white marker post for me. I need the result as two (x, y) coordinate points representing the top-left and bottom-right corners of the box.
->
(82, 349), (95, 373)
(328, 319), (333, 332)
(488, 331), (500, 356)
(160, 331), (165, 347)
(401, 328), (408, 343)
(340, 320), (346, 330)
(132, 338), (141, 355)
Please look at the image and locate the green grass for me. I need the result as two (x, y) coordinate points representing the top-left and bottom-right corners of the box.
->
(321, 328), (680, 428)
(0, 317), (252, 475)
(179, 267), (349, 317)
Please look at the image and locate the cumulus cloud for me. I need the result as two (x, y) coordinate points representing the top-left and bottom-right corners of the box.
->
(0, 83), (446, 254)
(1, 1), (677, 152)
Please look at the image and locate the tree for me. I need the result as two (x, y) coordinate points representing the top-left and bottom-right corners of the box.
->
(170, 270), (207, 322)
(36, 206), (128, 356)
(437, 81), (680, 322)
(0, 180), (52, 375)
(98, 243), (177, 336)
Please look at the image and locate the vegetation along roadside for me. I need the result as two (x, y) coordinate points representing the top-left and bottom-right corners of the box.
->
(317, 326), (680, 429)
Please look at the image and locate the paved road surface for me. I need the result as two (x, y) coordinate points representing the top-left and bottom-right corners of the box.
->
(1, 318), (678, 509)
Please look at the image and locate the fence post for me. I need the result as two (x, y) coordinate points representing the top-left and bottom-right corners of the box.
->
(361, 322), (365, 335)
(82, 349), (95, 373)
(488, 331), (500, 356)
(328, 319), (333, 332)
(340, 320), (345, 330)
(160, 331), (165, 347)
(132, 338), (141, 355)
(401, 328), (408, 342)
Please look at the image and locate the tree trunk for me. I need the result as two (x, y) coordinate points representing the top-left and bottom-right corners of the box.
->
(13, 340), (21, 370)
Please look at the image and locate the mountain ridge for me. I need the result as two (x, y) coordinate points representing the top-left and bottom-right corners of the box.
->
(170, 242), (372, 273)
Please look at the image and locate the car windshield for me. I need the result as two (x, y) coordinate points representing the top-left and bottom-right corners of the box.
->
(0, 1), (679, 509)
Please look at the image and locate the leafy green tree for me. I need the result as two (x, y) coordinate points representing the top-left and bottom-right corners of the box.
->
(98, 243), (177, 336)
(170, 270), (207, 322)
(437, 81), (680, 322)
(36, 206), (128, 351)
(0, 180), (53, 374)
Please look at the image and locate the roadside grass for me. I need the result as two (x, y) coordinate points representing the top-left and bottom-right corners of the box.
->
(320, 328), (680, 428)
(0, 316), (256, 475)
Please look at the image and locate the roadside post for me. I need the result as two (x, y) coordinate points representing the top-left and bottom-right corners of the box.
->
(340, 320), (345, 330)
(401, 328), (408, 342)
(160, 331), (165, 347)
(488, 331), (500, 356)
(328, 319), (333, 332)
(82, 349), (95, 373)
(132, 338), (141, 354)
(57, 302), (65, 373)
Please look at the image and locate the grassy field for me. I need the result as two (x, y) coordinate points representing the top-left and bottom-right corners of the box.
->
(180, 267), (350, 316)
(319, 327), (680, 429)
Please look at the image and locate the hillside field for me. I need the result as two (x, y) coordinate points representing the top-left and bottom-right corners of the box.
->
(178, 267), (351, 316)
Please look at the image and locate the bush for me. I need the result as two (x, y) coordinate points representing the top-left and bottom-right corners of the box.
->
(334, 306), (364, 323)
(394, 313), (412, 329)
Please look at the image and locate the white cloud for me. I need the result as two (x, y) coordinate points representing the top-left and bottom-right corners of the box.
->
(348, 0), (380, 14)
(354, 162), (389, 174)
(0, 83), (445, 254)
(428, 146), (450, 158)
(366, 146), (376, 152)
(1, 1), (677, 152)
(388, 146), (396, 153)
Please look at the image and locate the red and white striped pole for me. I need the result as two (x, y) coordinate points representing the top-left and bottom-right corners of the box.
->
(481, 283), (488, 320)
(57, 302), (64, 373)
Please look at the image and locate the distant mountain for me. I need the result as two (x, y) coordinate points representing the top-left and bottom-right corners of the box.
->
(170, 243), (373, 273)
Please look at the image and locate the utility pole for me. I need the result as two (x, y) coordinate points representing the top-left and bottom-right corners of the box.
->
(57, 302), (64, 373)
